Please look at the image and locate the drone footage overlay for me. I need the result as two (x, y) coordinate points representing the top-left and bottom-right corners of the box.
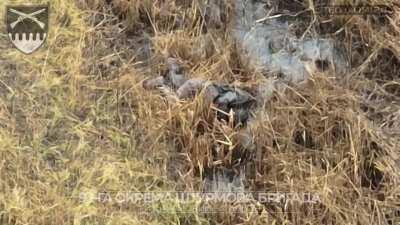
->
(0, 0), (399, 225)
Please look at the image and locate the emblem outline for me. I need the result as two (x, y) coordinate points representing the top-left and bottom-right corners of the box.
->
(5, 3), (50, 54)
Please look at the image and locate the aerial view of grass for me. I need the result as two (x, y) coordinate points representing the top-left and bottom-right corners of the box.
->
(0, 0), (399, 224)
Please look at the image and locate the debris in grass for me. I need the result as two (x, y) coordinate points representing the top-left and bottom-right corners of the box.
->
(233, 0), (349, 83)
(203, 167), (245, 193)
(143, 58), (258, 126)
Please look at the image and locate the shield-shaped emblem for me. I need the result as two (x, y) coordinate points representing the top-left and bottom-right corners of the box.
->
(6, 4), (49, 54)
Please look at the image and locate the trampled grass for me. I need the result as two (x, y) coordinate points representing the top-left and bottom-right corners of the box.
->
(0, 0), (399, 224)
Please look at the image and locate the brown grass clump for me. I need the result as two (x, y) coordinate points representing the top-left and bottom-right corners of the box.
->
(0, 0), (399, 224)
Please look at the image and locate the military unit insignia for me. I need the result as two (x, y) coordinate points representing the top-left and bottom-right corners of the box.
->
(6, 4), (49, 54)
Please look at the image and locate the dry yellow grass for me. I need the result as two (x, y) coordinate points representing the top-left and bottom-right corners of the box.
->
(0, 0), (399, 224)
